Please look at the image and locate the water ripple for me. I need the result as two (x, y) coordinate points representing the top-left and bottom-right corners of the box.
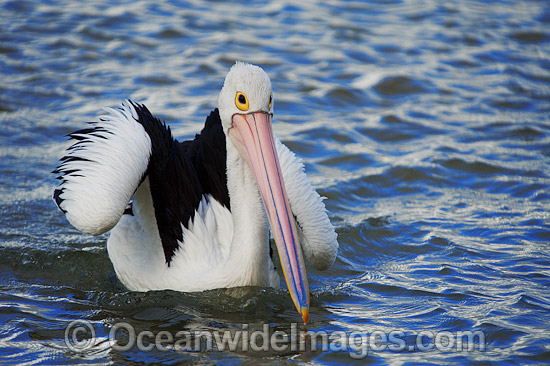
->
(1, 0), (549, 364)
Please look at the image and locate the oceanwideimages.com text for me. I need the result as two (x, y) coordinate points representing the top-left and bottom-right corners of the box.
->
(65, 320), (486, 358)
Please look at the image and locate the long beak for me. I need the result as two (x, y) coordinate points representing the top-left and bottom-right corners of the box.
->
(228, 112), (309, 324)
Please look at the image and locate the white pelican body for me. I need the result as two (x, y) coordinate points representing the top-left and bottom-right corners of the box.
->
(53, 63), (338, 322)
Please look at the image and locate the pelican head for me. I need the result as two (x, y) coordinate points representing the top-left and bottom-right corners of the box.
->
(218, 62), (309, 323)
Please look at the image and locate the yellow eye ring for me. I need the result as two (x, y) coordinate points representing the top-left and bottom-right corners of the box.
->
(235, 92), (249, 111)
(268, 93), (273, 110)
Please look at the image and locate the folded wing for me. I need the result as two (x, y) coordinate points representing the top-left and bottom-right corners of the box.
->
(275, 137), (339, 270)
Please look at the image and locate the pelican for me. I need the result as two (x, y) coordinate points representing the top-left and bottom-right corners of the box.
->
(52, 62), (338, 323)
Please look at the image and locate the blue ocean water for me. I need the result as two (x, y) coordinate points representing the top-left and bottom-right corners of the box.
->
(1, 0), (549, 364)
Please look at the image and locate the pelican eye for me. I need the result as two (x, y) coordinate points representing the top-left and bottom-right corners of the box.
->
(268, 93), (273, 110)
(235, 92), (249, 111)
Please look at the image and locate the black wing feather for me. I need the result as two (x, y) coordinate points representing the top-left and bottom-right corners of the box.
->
(130, 102), (229, 265)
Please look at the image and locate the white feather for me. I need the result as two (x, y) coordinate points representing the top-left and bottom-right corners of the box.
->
(55, 101), (151, 235)
(275, 136), (339, 270)
(107, 175), (280, 292)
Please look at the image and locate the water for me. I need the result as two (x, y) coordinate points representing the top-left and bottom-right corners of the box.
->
(1, 0), (549, 364)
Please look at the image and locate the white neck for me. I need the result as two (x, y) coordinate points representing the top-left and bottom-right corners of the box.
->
(222, 138), (271, 287)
